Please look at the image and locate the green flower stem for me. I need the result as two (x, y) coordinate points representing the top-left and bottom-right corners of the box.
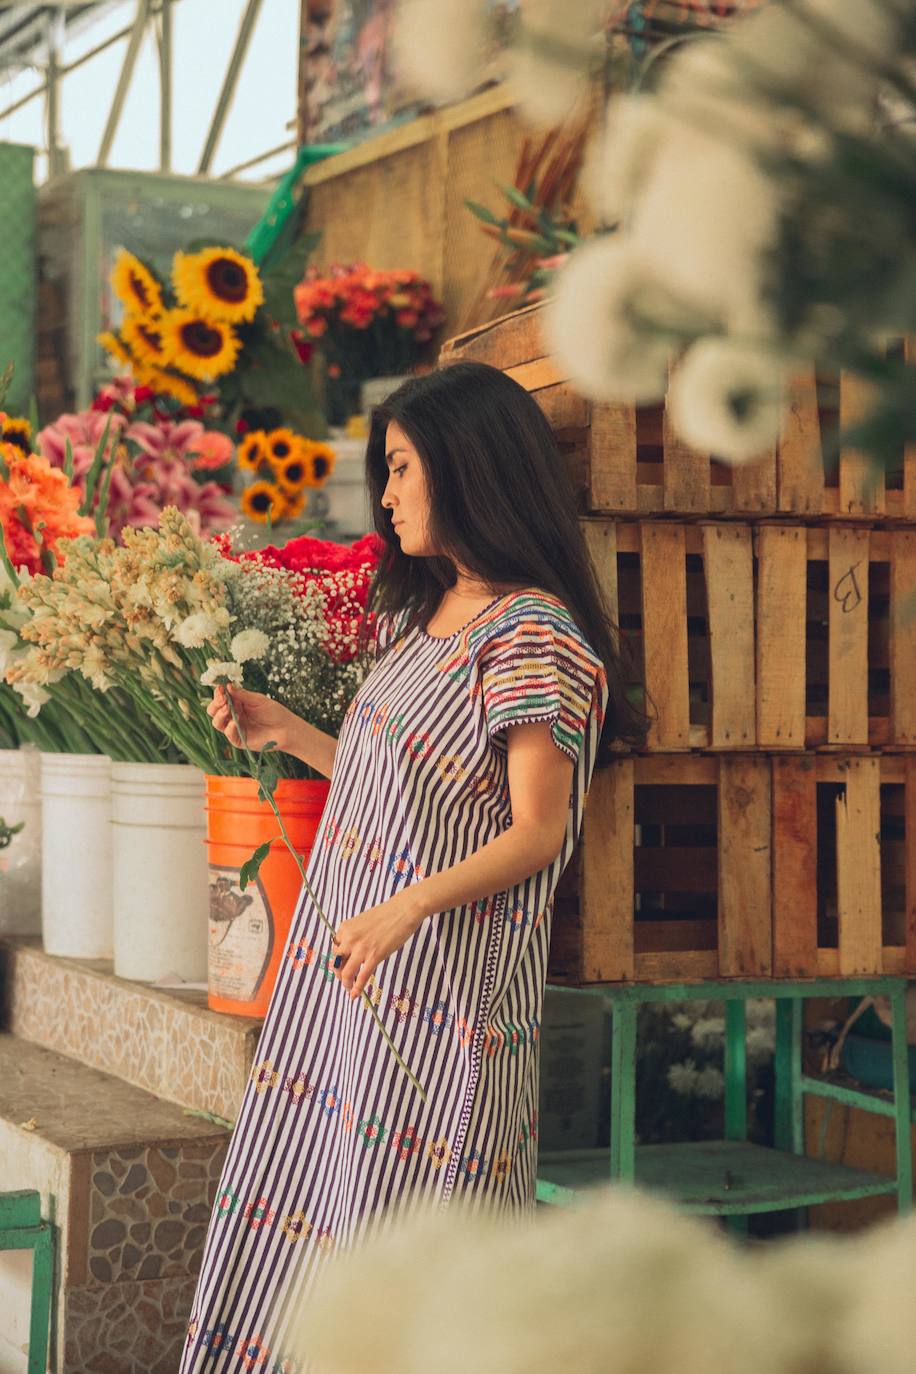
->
(226, 696), (427, 1104)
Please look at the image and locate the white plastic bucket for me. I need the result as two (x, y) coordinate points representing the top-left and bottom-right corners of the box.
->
(111, 761), (208, 982)
(0, 745), (42, 936)
(40, 752), (113, 958)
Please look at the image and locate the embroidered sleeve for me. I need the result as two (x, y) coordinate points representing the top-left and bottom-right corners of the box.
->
(478, 607), (607, 765)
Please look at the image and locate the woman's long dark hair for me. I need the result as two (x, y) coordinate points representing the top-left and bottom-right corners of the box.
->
(362, 360), (655, 763)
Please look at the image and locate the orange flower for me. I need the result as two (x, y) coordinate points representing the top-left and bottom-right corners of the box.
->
(0, 450), (93, 574)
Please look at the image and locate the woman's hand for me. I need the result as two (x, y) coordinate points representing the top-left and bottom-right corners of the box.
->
(207, 683), (294, 753)
(331, 890), (425, 1000)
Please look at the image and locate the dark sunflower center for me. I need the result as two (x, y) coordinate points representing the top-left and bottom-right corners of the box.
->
(251, 489), (273, 513)
(312, 456), (329, 479)
(284, 461), (304, 483)
(273, 440), (291, 459)
(130, 272), (152, 310)
(181, 321), (224, 357)
(3, 429), (29, 453)
(206, 258), (248, 303)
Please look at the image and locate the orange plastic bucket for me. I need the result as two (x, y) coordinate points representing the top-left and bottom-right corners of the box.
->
(205, 774), (330, 1018)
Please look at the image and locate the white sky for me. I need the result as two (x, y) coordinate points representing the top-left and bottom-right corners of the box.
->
(0, 0), (300, 183)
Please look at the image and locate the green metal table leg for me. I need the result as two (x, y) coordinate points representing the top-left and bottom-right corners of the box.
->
(889, 984), (913, 1214)
(774, 998), (804, 1154)
(28, 1227), (53, 1374)
(610, 1001), (637, 1182)
(723, 1000), (749, 1236)
(724, 1000), (748, 1141)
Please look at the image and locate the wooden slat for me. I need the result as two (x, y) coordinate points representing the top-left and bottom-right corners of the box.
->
(827, 525), (870, 744)
(581, 519), (619, 623)
(835, 756), (883, 975)
(717, 755), (772, 977)
(640, 522), (690, 749)
(772, 755), (819, 977)
(662, 374), (710, 512)
(580, 759), (635, 982)
(839, 371), (885, 515)
(890, 530), (916, 745)
(439, 301), (549, 370)
(529, 380), (589, 432)
(756, 525), (807, 747)
(504, 357), (565, 392)
(636, 755), (718, 786)
(635, 950), (718, 982)
(730, 443), (777, 513)
(777, 369), (824, 514)
(906, 756), (916, 976)
(701, 523), (755, 748)
(905, 336), (916, 520)
(589, 402), (638, 512)
(817, 948), (904, 977)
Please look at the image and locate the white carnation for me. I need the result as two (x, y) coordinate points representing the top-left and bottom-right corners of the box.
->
(175, 611), (226, 649)
(668, 338), (786, 465)
(200, 660), (244, 688)
(230, 628), (270, 664)
(507, 0), (605, 130)
(582, 93), (672, 228)
(544, 234), (700, 404)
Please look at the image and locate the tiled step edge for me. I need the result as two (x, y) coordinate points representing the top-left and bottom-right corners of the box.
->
(0, 1032), (230, 1373)
(0, 936), (262, 1123)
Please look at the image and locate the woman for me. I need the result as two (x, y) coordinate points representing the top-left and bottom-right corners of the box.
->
(180, 361), (651, 1373)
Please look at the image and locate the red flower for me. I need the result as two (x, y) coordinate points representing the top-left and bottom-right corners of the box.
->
(235, 417), (249, 436)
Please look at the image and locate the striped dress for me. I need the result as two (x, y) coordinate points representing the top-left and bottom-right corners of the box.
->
(180, 587), (608, 1373)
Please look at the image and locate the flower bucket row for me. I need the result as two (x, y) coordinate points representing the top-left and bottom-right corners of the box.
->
(0, 745), (328, 1018)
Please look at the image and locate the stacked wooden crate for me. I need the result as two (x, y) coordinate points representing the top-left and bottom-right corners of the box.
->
(440, 306), (916, 988)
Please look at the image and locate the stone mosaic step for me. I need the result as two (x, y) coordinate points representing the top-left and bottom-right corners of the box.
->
(0, 936), (262, 1122)
(0, 1031), (230, 1374)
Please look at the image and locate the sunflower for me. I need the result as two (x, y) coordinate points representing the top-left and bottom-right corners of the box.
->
(172, 247), (264, 325)
(98, 330), (134, 370)
(241, 480), (286, 524)
(237, 430), (271, 474)
(161, 308), (240, 381)
(1, 416), (31, 454)
(274, 449), (310, 495)
(301, 441), (336, 488)
(265, 428), (299, 468)
(122, 314), (173, 369)
(134, 365), (200, 408)
(280, 489), (306, 520)
(111, 250), (164, 318)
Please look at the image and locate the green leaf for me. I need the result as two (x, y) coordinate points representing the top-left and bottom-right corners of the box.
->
(0, 362), (13, 408)
(255, 742), (282, 805)
(79, 414), (113, 517)
(464, 198), (502, 227)
(502, 185), (537, 215)
(28, 394), (39, 437)
(63, 437), (74, 483)
(239, 838), (273, 891)
(94, 450), (116, 537)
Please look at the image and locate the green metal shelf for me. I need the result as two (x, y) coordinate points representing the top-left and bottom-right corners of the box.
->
(537, 1140), (899, 1214)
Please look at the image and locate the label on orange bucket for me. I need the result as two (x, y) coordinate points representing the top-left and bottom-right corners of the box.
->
(208, 864), (275, 1003)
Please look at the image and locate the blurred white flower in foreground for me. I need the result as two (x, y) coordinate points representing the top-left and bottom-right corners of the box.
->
(506, 0), (606, 129)
(289, 1186), (784, 1374)
(544, 234), (702, 404)
(668, 338), (786, 463)
(391, 0), (489, 102)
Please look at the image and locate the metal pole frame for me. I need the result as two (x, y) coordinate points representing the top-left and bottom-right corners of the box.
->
(97, 0), (153, 168)
(198, 0), (265, 176)
(156, 0), (173, 171)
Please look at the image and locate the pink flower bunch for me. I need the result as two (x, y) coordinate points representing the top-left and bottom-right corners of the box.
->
(38, 409), (236, 541)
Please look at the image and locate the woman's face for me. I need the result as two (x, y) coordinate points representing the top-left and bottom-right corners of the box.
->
(381, 420), (437, 557)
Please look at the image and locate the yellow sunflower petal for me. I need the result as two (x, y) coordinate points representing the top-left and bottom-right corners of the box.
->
(303, 443), (335, 487)
(172, 246), (264, 324)
(237, 431), (271, 473)
(280, 489), (306, 520)
(98, 330), (135, 370)
(160, 308), (240, 381)
(240, 480), (285, 524)
(275, 451), (310, 494)
(122, 314), (173, 369)
(111, 250), (164, 318)
(265, 428), (299, 467)
(1, 416), (32, 454)
(134, 366), (200, 408)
